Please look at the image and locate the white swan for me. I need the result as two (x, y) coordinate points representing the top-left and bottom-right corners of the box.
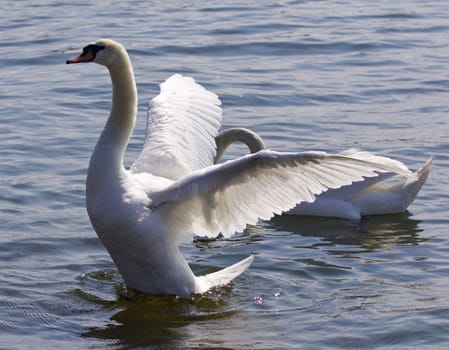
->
(66, 39), (412, 296)
(215, 128), (432, 220)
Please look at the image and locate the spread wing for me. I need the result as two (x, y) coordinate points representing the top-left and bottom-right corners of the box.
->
(149, 150), (410, 242)
(316, 149), (413, 199)
(131, 74), (222, 180)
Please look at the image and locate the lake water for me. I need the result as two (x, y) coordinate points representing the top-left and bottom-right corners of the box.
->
(1, 1), (449, 349)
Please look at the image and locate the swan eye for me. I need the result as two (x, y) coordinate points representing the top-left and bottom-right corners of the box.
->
(81, 44), (105, 59)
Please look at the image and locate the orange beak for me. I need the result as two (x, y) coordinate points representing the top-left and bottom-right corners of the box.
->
(66, 49), (94, 64)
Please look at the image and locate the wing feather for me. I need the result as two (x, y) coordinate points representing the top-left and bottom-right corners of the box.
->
(131, 74), (222, 180)
(149, 150), (410, 242)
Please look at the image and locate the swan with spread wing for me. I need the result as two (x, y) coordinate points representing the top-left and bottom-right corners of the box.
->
(215, 128), (432, 220)
(67, 39), (411, 296)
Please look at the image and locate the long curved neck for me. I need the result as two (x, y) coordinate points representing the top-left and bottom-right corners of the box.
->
(214, 127), (266, 163)
(92, 58), (137, 173)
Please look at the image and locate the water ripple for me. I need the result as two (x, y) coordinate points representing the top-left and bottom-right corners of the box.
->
(1, 0), (449, 349)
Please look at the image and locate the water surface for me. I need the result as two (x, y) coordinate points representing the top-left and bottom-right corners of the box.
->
(1, 1), (449, 349)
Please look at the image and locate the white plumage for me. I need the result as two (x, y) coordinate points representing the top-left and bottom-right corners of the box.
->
(131, 74), (222, 180)
(215, 128), (432, 220)
(67, 39), (412, 296)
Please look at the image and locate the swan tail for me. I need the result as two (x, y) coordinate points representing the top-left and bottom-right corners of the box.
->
(356, 157), (432, 216)
(400, 157), (432, 208)
(196, 255), (255, 293)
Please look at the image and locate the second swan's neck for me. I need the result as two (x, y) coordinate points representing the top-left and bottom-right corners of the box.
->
(93, 58), (138, 172)
(214, 127), (266, 163)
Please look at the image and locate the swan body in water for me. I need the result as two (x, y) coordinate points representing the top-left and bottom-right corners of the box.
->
(67, 39), (412, 296)
(215, 128), (432, 220)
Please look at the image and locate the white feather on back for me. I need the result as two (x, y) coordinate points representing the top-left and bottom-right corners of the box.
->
(131, 74), (222, 180)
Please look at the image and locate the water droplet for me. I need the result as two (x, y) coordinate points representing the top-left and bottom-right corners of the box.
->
(254, 295), (263, 304)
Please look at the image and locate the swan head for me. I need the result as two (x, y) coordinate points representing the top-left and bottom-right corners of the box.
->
(66, 39), (127, 68)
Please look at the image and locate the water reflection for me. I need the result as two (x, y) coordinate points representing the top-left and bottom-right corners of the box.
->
(269, 212), (425, 251)
(82, 285), (239, 349)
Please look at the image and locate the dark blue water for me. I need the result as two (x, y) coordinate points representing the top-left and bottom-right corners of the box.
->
(1, 1), (449, 349)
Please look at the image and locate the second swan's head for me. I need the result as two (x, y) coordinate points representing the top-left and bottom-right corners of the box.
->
(66, 39), (126, 67)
